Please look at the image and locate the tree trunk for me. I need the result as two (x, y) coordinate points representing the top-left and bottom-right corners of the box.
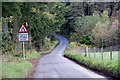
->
(13, 16), (22, 52)
(13, 17), (18, 43)
(101, 38), (104, 60)
(2, 22), (8, 33)
(110, 46), (112, 60)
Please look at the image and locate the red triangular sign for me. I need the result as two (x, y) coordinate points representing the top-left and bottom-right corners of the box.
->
(18, 24), (28, 33)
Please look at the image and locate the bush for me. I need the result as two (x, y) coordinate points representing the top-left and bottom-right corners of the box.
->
(69, 42), (77, 48)
(45, 37), (51, 49)
(2, 32), (14, 55)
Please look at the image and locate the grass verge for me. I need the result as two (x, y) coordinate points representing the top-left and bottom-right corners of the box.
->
(1, 51), (41, 78)
(64, 49), (120, 79)
(2, 61), (32, 78)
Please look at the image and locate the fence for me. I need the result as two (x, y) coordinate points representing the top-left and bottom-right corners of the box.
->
(69, 45), (119, 60)
(0, 32), (2, 56)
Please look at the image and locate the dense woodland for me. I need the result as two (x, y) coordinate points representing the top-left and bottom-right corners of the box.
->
(1, 2), (120, 56)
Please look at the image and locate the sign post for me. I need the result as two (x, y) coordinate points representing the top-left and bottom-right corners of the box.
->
(18, 24), (29, 60)
(23, 41), (25, 60)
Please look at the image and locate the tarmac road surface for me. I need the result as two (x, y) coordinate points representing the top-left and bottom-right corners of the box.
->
(33, 35), (107, 79)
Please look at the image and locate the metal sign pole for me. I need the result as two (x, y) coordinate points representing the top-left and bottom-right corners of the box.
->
(23, 41), (25, 60)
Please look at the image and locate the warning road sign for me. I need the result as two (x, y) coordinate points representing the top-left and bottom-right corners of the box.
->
(18, 24), (28, 33)
(18, 23), (29, 59)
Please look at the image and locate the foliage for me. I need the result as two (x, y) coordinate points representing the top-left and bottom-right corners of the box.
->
(69, 42), (76, 48)
(79, 32), (92, 45)
(60, 2), (119, 47)
(2, 2), (21, 17)
(91, 10), (119, 47)
(44, 38), (51, 50)
(91, 21), (110, 47)
(2, 32), (14, 55)
(2, 17), (13, 23)
(69, 42), (89, 48)
(70, 12), (101, 45)
(21, 2), (67, 50)
(108, 28), (120, 45)
(75, 13), (101, 33)
(2, 2), (119, 55)
(70, 9), (119, 47)
(2, 2), (68, 54)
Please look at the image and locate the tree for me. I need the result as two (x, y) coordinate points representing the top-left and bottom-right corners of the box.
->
(91, 10), (111, 47)
(2, 2), (68, 54)
(70, 11), (101, 45)
(91, 21), (110, 47)
(60, 2), (83, 38)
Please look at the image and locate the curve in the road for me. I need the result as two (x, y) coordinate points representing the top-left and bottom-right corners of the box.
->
(33, 35), (107, 78)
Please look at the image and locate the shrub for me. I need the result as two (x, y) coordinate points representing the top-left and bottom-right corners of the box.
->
(69, 42), (77, 48)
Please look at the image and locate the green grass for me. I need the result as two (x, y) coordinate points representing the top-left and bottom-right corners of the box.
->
(64, 50), (119, 78)
(39, 50), (52, 54)
(1, 51), (41, 78)
(1, 51), (47, 78)
(25, 51), (41, 60)
(2, 61), (32, 78)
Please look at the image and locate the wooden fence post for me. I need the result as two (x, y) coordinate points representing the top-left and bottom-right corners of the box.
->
(101, 47), (104, 60)
(88, 47), (91, 57)
(110, 46), (112, 60)
(85, 47), (88, 57)
(94, 47), (96, 58)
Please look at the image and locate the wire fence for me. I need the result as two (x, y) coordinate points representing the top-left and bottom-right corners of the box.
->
(69, 45), (119, 60)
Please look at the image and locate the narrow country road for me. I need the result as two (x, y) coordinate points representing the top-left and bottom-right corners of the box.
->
(33, 35), (107, 78)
